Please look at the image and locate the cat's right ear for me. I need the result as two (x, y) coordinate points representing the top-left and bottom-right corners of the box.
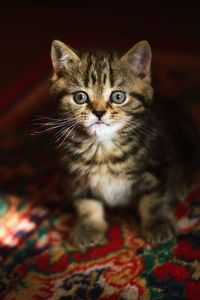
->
(51, 40), (80, 73)
(121, 41), (152, 79)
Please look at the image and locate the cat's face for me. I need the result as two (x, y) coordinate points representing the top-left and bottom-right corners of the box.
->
(51, 40), (153, 142)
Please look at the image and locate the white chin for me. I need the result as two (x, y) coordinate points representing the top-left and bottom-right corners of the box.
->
(88, 123), (108, 136)
(87, 123), (121, 142)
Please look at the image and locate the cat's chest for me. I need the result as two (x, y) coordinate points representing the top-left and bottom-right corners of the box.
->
(89, 165), (133, 207)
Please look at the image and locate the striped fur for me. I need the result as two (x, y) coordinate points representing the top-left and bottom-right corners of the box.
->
(50, 40), (199, 249)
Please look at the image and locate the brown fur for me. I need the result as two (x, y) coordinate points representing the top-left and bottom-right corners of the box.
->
(48, 40), (199, 249)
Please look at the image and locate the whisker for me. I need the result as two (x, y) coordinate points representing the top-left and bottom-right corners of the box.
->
(31, 117), (76, 135)
(54, 124), (76, 144)
(56, 123), (80, 148)
(128, 120), (158, 136)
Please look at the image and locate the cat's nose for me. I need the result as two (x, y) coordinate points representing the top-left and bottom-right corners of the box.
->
(92, 110), (106, 119)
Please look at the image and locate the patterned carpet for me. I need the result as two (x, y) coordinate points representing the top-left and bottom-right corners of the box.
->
(0, 53), (200, 299)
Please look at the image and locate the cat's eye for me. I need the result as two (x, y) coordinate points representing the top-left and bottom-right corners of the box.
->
(110, 91), (126, 104)
(74, 91), (89, 104)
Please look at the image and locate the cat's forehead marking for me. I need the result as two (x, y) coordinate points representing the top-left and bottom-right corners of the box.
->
(83, 52), (114, 89)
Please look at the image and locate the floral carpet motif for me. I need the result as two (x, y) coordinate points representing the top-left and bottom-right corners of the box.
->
(0, 53), (200, 299)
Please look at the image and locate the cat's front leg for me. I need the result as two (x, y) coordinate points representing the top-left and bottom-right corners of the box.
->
(71, 199), (108, 250)
(138, 192), (176, 244)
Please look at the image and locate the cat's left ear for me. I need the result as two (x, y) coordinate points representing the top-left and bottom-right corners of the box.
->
(121, 41), (152, 78)
(51, 40), (80, 72)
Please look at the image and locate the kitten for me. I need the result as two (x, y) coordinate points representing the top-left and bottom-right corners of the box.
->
(50, 40), (199, 249)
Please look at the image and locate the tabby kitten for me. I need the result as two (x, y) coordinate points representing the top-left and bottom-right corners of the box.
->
(50, 40), (199, 249)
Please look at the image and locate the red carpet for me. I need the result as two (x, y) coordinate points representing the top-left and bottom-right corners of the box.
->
(0, 53), (199, 299)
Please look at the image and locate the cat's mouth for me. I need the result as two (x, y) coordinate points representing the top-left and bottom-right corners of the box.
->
(88, 121), (109, 128)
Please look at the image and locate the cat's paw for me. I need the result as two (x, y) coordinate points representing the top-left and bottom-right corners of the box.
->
(71, 222), (107, 250)
(142, 219), (176, 244)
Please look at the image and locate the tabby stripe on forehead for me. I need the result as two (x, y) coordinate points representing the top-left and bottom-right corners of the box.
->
(108, 54), (114, 87)
(103, 73), (107, 85)
(95, 54), (103, 83)
(84, 53), (93, 87)
(91, 72), (97, 85)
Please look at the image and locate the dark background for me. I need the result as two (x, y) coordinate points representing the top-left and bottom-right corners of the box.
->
(0, 0), (199, 95)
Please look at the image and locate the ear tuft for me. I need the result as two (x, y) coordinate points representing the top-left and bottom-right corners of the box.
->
(51, 40), (80, 72)
(121, 40), (152, 78)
